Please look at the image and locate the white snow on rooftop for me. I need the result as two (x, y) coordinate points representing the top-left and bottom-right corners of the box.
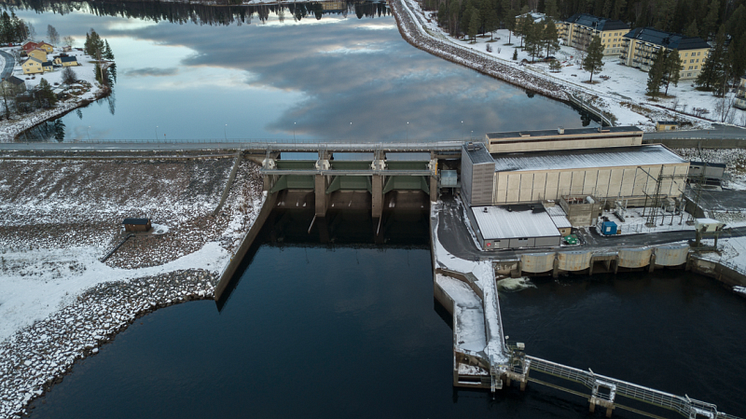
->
(472, 206), (561, 240)
(493, 145), (687, 172)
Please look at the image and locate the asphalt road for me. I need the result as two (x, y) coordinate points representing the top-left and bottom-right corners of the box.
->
(0, 50), (14, 81)
(644, 124), (746, 141)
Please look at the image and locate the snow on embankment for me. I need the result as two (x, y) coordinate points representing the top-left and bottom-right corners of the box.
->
(0, 155), (264, 418)
(389, 0), (569, 102)
(0, 269), (215, 419)
(431, 203), (509, 367)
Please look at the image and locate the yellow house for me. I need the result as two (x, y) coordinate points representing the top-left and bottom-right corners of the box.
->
(27, 48), (47, 61)
(42, 61), (54, 72)
(558, 14), (629, 55)
(36, 42), (54, 53)
(22, 57), (44, 74)
(54, 56), (79, 67)
(620, 28), (711, 80)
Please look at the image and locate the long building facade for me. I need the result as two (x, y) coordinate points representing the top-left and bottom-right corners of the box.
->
(620, 27), (711, 80)
(558, 13), (629, 55)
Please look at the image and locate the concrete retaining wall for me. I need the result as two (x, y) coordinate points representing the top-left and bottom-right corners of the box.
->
(558, 251), (592, 271)
(521, 253), (555, 273)
(618, 247), (653, 268)
(655, 244), (689, 266)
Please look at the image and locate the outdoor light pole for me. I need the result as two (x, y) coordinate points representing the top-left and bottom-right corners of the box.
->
(87, 126), (91, 141)
(155, 126), (158, 141)
(224, 124), (227, 141)
(293, 122), (296, 141)
(406, 121), (409, 142)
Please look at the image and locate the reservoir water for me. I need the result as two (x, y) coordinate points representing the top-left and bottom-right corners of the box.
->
(13, 0), (597, 142)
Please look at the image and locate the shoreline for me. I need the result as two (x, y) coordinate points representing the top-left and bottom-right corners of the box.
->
(0, 270), (217, 419)
(388, 0), (719, 130)
(0, 154), (264, 418)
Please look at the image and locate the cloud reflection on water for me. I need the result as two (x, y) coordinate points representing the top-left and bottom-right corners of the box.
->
(15, 7), (595, 141)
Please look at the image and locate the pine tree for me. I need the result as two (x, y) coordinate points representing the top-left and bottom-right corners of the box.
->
(696, 29), (728, 95)
(701, 0), (719, 40)
(663, 49), (681, 95)
(36, 78), (57, 108)
(583, 35), (604, 82)
(543, 20), (560, 58)
(544, 0), (558, 19)
(646, 51), (665, 97)
(684, 19), (699, 38)
(468, 9), (481, 42)
(103, 40), (114, 60)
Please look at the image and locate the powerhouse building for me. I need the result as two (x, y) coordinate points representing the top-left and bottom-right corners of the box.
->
(463, 143), (688, 207)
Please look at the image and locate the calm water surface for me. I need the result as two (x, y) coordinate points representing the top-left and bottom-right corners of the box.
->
(26, 213), (746, 418)
(15, 1), (597, 142)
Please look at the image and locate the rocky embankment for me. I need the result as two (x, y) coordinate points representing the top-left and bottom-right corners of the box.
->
(389, 0), (572, 102)
(0, 152), (263, 419)
(0, 270), (216, 419)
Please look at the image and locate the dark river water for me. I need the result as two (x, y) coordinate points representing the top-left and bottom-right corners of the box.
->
(27, 207), (746, 418)
(14, 0), (597, 142)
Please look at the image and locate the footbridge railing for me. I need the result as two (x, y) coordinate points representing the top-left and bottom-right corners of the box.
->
(517, 355), (741, 419)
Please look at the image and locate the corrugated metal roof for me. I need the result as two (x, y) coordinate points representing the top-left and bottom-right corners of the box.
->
(486, 126), (641, 140)
(494, 145), (687, 172)
(545, 206), (573, 228)
(463, 142), (493, 164)
(472, 206), (561, 240)
(623, 27), (709, 50)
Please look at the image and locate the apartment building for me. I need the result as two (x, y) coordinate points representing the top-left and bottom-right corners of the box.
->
(620, 27), (711, 80)
(558, 14), (629, 55)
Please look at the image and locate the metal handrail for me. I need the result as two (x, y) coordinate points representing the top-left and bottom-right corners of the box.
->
(525, 356), (740, 419)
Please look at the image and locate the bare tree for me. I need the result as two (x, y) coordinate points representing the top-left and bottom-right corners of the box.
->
(715, 93), (737, 123)
(63, 35), (74, 47)
(61, 67), (77, 85)
(46, 24), (59, 45)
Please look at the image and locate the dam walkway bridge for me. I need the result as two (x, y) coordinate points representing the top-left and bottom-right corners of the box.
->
(505, 353), (742, 419)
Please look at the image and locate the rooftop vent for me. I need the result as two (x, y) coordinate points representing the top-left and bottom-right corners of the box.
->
(558, 126), (565, 134)
(519, 133), (531, 138)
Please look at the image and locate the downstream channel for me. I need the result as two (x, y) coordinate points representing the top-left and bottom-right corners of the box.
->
(27, 205), (746, 418)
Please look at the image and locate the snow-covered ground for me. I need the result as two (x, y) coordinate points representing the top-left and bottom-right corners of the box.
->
(0, 155), (264, 418)
(400, 0), (746, 131)
(595, 207), (697, 236)
(0, 46), (111, 142)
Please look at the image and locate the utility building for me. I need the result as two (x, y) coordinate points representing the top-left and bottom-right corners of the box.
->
(468, 205), (564, 250)
(485, 126), (643, 154)
(491, 145), (689, 206)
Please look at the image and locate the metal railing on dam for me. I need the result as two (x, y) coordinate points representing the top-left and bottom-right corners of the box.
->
(507, 354), (742, 419)
(0, 138), (466, 154)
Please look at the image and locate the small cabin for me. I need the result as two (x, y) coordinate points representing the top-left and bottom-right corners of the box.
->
(655, 121), (680, 131)
(123, 218), (152, 232)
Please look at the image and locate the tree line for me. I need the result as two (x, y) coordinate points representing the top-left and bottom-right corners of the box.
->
(0, 10), (29, 43)
(2, 0), (390, 26)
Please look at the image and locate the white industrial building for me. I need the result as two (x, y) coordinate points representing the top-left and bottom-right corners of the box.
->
(462, 142), (689, 208)
(468, 205), (568, 250)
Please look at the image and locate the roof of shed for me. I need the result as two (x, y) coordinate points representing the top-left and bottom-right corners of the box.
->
(471, 205), (561, 240)
(122, 218), (150, 225)
(493, 145), (687, 172)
